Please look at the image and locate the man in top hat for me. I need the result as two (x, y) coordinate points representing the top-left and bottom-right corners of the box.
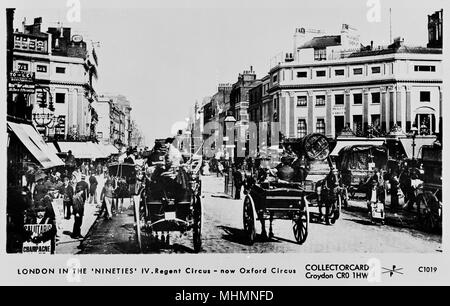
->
(27, 202), (57, 254)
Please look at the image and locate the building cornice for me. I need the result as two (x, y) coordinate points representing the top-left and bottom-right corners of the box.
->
(267, 79), (443, 93)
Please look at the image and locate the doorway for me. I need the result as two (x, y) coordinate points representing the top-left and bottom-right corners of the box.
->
(334, 115), (345, 137)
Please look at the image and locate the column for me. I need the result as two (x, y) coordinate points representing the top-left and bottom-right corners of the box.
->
(438, 87), (442, 134)
(389, 85), (396, 129)
(363, 88), (369, 131)
(344, 89), (351, 127)
(405, 86), (411, 132)
(67, 88), (75, 138)
(396, 87), (402, 128)
(326, 90), (332, 137)
(279, 94), (286, 137)
(307, 90), (314, 134)
(381, 87), (387, 132)
(289, 93), (295, 138)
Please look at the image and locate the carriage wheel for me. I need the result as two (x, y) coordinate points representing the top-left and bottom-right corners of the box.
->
(417, 192), (441, 233)
(192, 195), (202, 253)
(293, 200), (309, 244)
(243, 196), (256, 244)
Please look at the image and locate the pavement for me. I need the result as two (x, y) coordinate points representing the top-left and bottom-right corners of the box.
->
(55, 175), (106, 254)
(78, 175), (441, 254)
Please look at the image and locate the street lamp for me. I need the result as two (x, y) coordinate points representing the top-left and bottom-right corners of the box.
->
(410, 125), (418, 160)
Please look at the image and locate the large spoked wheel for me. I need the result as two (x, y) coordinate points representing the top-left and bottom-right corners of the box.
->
(293, 199), (309, 244)
(417, 192), (441, 233)
(192, 195), (202, 253)
(243, 195), (256, 245)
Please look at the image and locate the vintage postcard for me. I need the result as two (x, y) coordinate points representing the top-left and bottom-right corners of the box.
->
(0, 0), (448, 288)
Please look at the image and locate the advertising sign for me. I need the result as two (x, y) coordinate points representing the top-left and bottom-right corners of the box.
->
(22, 224), (53, 254)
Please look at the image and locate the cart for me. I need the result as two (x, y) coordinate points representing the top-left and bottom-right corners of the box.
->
(243, 181), (309, 244)
(336, 144), (388, 202)
(136, 155), (203, 252)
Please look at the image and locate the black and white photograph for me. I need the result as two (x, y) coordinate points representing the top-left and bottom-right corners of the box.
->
(1, 0), (448, 288)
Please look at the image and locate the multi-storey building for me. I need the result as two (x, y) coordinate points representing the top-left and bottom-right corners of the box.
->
(11, 17), (95, 140)
(256, 21), (443, 142)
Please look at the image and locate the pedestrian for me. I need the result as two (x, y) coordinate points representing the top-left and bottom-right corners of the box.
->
(75, 174), (89, 203)
(217, 161), (224, 177)
(65, 150), (77, 177)
(389, 171), (401, 211)
(61, 175), (74, 220)
(100, 179), (114, 220)
(233, 166), (243, 200)
(88, 172), (98, 204)
(32, 172), (48, 204)
(71, 187), (85, 239)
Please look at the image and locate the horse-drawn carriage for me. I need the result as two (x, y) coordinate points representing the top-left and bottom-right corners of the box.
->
(412, 142), (442, 232)
(242, 133), (342, 245)
(108, 150), (203, 252)
(335, 144), (388, 203)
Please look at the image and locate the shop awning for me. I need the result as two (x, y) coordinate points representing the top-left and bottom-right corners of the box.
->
(399, 137), (437, 159)
(330, 140), (385, 156)
(98, 143), (119, 156)
(57, 142), (105, 159)
(8, 122), (64, 169)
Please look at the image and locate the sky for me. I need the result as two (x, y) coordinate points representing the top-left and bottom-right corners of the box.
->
(10, 0), (445, 145)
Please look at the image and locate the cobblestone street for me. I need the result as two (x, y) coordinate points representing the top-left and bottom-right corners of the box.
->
(78, 175), (441, 254)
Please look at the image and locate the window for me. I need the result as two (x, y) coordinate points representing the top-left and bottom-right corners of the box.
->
(353, 115), (363, 133)
(316, 70), (326, 77)
(353, 93), (362, 104)
(335, 94), (344, 105)
(297, 71), (307, 78)
(353, 68), (363, 75)
(316, 119), (325, 134)
(297, 119), (307, 137)
(335, 69), (345, 76)
(371, 66), (381, 74)
(272, 74), (278, 83)
(314, 48), (327, 61)
(36, 65), (47, 73)
(55, 93), (65, 104)
(56, 67), (66, 74)
(371, 92), (380, 104)
(297, 96), (307, 107)
(316, 95), (326, 106)
(414, 65), (436, 72)
(18, 63), (28, 71)
(420, 91), (431, 102)
(371, 115), (381, 127)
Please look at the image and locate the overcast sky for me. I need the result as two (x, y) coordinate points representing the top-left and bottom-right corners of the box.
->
(11, 0), (444, 145)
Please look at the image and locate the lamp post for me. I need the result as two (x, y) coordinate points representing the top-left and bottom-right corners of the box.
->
(410, 126), (418, 160)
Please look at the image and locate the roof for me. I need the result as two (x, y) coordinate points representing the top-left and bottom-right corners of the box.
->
(57, 142), (107, 159)
(348, 45), (442, 58)
(298, 35), (341, 49)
